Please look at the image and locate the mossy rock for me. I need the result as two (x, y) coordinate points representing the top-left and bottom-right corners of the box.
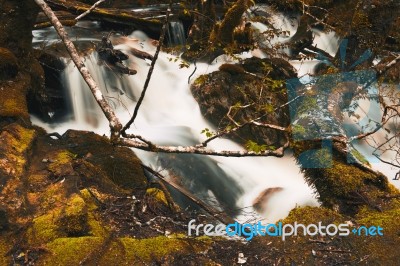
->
(0, 72), (31, 118)
(293, 141), (396, 215)
(62, 130), (147, 190)
(0, 236), (11, 265)
(0, 209), (8, 231)
(57, 194), (89, 237)
(191, 57), (295, 147)
(0, 47), (18, 80)
(0, 123), (36, 178)
(38, 235), (211, 265)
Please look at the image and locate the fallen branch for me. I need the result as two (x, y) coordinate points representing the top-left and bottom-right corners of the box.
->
(142, 164), (236, 225)
(34, 0), (122, 139)
(118, 137), (289, 157)
(75, 0), (106, 21)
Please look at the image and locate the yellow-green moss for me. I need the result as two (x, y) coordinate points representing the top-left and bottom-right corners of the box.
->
(0, 124), (36, 176)
(118, 235), (210, 263)
(80, 189), (109, 237)
(39, 183), (65, 210)
(0, 237), (11, 265)
(47, 150), (76, 177)
(146, 188), (169, 206)
(57, 194), (89, 236)
(282, 206), (345, 225)
(27, 210), (63, 245)
(349, 200), (400, 264)
(38, 235), (211, 265)
(0, 74), (30, 118)
(41, 237), (104, 265)
(323, 160), (373, 195)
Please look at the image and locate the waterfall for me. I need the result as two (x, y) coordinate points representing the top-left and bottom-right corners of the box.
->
(32, 27), (320, 223)
(167, 21), (186, 46)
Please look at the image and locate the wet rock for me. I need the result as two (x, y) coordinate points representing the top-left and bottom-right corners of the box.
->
(252, 187), (283, 214)
(0, 47), (18, 81)
(0, 209), (8, 231)
(57, 194), (89, 236)
(191, 57), (296, 147)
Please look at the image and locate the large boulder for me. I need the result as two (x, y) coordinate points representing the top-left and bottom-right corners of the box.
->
(191, 57), (297, 148)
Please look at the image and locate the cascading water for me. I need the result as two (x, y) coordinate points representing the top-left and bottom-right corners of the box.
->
(31, 5), (398, 224)
(167, 21), (186, 46)
(32, 22), (320, 222)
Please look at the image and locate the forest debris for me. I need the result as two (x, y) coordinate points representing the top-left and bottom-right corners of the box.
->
(97, 35), (137, 75)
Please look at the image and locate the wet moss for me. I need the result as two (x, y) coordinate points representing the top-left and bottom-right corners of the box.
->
(27, 210), (63, 245)
(47, 150), (76, 177)
(0, 73), (31, 118)
(283, 206), (345, 225)
(62, 130), (147, 190)
(117, 235), (210, 262)
(0, 47), (18, 80)
(41, 237), (105, 265)
(0, 123), (36, 177)
(57, 194), (89, 237)
(0, 237), (11, 265)
(349, 200), (400, 264)
(37, 235), (211, 265)
(146, 188), (169, 206)
(80, 189), (109, 237)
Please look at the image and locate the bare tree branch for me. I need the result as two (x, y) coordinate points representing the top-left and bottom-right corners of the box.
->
(34, 0), (122, 139)
(75, 0), (106, 21)
(117, 138), (290, 157)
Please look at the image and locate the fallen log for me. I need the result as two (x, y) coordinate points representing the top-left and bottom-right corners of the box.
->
(45, 0), (164, 37)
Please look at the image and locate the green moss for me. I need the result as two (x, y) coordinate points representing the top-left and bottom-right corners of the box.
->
(349, 201), (400, 264)
(57, 194), (89, 237)
(38, 235), (211, 265)
(282, 206), (344, 225)
(47, 150), (76, 177)
(27, 210), (63, 245)
(41, 237), (104, 265)
(215, 0), (253, 44)
(0, 73), (30, 118)
(194, 75), (208, 86)
(323, 160), (372, 195)
(0, 123), (36, 177)
(0, 237), (11, 265)
(118, 235), (210, 262)
(80, 189), (109, 237)
(146, 188), (169, 206)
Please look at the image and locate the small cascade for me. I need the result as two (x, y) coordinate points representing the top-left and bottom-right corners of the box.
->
(167, 21), (186, 46)
(32, 27), (319, 222)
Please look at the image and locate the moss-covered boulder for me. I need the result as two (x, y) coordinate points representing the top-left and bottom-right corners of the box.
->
(292, 140), (398, 216)
(191, 57), (296, 147)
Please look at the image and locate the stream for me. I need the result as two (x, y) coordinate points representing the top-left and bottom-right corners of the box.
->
(30, 5), (399, 223)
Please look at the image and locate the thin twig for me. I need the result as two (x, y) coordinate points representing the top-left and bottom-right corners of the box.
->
(122, 4), (172, 134)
